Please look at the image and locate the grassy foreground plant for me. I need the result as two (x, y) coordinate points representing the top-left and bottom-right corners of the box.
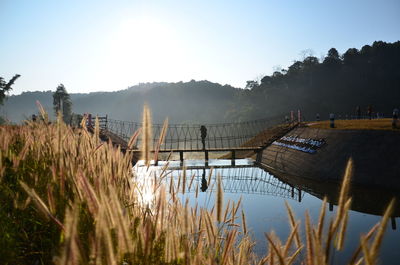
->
(0, 105), (394, 264)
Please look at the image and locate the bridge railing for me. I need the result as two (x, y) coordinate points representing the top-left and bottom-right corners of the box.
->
(106, 115), (286, 150)
(84, 114), (108, 130)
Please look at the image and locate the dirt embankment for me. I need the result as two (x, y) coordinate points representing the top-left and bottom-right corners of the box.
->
(260, 126), (400, 191)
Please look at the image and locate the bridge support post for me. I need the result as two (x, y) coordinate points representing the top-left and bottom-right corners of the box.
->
(231, 150), (236, 166)
(255, 150), (263, 164)
(205, 150), (209, 164)
(180, 151), (184, 164)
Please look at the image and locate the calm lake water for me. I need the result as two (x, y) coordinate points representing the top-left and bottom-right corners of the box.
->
(134, 159), (400, 265)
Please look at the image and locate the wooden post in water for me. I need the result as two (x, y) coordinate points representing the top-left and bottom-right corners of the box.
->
(298, 189), (302, 202)
(231, 150), (236, 166)
(205, 150), (209, 167)
(180, 151), (184, 163)
(392, 217), (397, 230)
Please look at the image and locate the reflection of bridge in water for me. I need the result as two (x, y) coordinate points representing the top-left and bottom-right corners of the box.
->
(166, 166), (304, 201)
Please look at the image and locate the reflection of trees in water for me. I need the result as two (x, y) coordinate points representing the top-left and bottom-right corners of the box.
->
(169, 166), (303, 201)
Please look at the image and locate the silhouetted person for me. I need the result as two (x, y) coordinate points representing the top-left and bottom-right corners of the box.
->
(367, 105), (372, 120)
(316, 113), (320, 121)
(356, 106), (361, 119)
(200, 169), (208, 192)
(393, 108), (399, 128)
(31, 114), (37, 122)
(200, 125), (207, 150)
(329, 113), (335, 128)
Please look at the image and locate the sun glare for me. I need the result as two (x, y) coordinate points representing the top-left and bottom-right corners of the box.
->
(106, 17), (188, 85)
(133, 161), (162, 207)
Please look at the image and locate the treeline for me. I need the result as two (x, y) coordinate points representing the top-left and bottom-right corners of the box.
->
(3, 81), (240, 123)
(2, 40), (399, 123)
(233, 40), (400, 120)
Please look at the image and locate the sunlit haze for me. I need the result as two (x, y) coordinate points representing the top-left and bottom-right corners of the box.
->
(1, 0), (399, 94)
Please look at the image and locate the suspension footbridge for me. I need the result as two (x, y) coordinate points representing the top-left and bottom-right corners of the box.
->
(90, 114), (296, 163)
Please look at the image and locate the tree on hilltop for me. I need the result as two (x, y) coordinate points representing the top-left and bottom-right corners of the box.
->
(0, 74), (21, 105)
(53, 84), (72, 123)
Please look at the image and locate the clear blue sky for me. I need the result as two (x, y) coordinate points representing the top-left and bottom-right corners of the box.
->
(1, 0), (399, 95)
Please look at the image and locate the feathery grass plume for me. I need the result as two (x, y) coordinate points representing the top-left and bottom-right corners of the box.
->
(241, 209), (247, 235)
(369, 198), (395, 263)
(182, 166), (186, 194)
(80, 114), (87, 129)
(264, 232), (285, 265)
(55, 205), (81, 265)
(317, 197), (327, 239)
(94, 116), (100, 145)
(223, 200), (231, 223)
(348, 223), (379, 265)
(311, 227), (325, 265)
(305, 211), (315, 265)
(283, 222), (299, 258)
(36, 100), (48, 123)
(20, 181), (64, 230)
(285, 201), (301, 248)
(127, 128), (142, 149)
(141, 104), (152, 166)
(188, 173), (196, 190)
(336, 197), (352, 250)
(221, 230), (238, 264)
(207, 167), (213, 185)
(216, 174), (223, 223)
(154, 118), (168, 163)
(334, 158), (353, 230)
(324, 158), (353, 260)
(360, 235), (373, 265)
(287, 246), (303, 265)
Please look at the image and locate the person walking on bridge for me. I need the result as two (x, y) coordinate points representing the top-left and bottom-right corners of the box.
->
(200, 125), (207, 150)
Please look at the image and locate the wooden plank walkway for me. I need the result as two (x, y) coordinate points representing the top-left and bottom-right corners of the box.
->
(127, 147), (264, 166)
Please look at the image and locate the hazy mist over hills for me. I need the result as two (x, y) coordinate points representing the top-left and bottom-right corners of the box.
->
(2, 80), (240, 123)
(2, 41), (400, 124)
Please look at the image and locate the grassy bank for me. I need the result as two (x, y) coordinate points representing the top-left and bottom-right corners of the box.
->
(0, 107), (394, 264)
(307, 118), (399, 130)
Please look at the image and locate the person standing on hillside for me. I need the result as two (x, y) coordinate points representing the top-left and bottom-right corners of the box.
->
(329, 113), (335, 128)
(356, 106), (361, 119)
(393, 108), (399, 128)
(200, 125), (207, 150)
(367, 105), (372, 120)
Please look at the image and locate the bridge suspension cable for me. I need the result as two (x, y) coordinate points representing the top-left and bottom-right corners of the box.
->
(105, 115), (285, 150)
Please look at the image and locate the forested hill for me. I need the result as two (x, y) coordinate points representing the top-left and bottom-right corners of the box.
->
(2, 81), (241, 123)
(239, 40), (400, 120)
(2, 40), (399, 124)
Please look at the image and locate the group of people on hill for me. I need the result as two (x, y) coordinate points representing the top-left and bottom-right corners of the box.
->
(355, 106), (399, 128)
(355, 105), (383, 120)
